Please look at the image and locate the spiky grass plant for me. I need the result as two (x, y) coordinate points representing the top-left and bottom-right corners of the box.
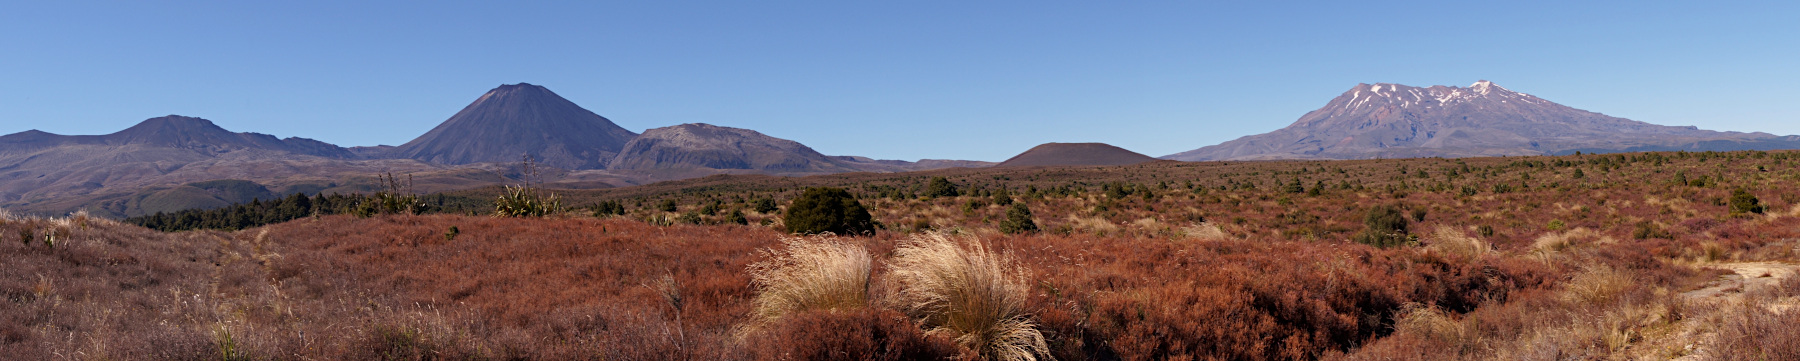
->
(748, 236), (873, 322)
(493, 185), (561, 217)
(889, 233), (1051, 361)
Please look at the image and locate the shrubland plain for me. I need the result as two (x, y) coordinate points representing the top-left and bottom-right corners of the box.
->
(8, 150), (1800, 360)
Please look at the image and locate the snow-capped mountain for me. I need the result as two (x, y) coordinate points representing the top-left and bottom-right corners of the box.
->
(1163, 81), (1800, 161)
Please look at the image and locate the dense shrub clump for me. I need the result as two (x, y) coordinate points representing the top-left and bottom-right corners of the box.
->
(752, 198), (779, 213)
(1355, 205), (1412, 248)
(1000, 203), (1038, 234)
(590, 200), (626, 217)
(1729, 188), (1764, 214)
(784, 187), (875, 236)
(925, 176), (961, 198)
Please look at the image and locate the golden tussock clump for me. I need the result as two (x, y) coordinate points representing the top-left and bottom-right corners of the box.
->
(1181, 222), (1231, 241)
(747, 236), (873, 322)
(1424, 225), (1488, 259)
(888, 232), (1052, 361)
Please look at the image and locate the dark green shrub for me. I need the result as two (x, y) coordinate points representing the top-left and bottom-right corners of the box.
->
(1632, 222), (1671, 239)
(753, 198), (779, 213)
(785, 187), (875, 236)
(992, 189), (1014, 206)
(924, 177), (960, 198)
(727, 210), (749, 225)
(999, 203), (1038, 234)
(962, 198), (986, 216)
(1690, 175), (1711, 187)
(1105, 183), (1131, 199)
(591, 200), (626, 217)
(1410, 208), (1427, 222)
(659, 199), (679, 212)
(1354, 205), (1411, 248)
(18, 222), (31, 246)
(1730, 188), (1765, 214)
(1492, 183), (1515, 194)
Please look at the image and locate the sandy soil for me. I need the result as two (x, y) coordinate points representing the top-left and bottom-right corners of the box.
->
(1670, 261), (1799, 360)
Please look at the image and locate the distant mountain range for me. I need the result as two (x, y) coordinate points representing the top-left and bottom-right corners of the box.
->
(375, 83), (982, 174)
(1163, 80), (1800, 161)
(0, 115), (453, 217)
(4, 80), (1798, 217)
(0, 84), (993, 217)
(0, 115), (352, 158)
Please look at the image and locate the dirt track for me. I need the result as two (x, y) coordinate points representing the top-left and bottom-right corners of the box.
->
(1672, 261), (1799, 360)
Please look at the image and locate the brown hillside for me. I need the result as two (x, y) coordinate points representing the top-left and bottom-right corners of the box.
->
(995, 142), (1156, 167)
(607, 123), (861, 173)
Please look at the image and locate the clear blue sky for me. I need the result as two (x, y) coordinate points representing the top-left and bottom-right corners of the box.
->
(2, 1), (1796, 161)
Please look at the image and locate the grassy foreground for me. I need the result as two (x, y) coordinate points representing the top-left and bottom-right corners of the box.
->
(7, 150), (1800, 360)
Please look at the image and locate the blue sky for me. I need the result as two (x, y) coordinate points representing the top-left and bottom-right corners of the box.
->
(2, 1), (1795, 161)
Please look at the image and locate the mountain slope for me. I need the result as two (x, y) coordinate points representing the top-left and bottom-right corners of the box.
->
(0, 115), (353, 158)
(607, 123), (862, 173)
(0, 115), (435, 216)
(390, 83), (638, 170)
(1164, 81), (1800, 161)
(996, 142), (1155, 167)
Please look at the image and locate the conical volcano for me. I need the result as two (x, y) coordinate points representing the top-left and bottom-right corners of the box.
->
(996, 142), (1155, 167)
(391, 83), (638, 169)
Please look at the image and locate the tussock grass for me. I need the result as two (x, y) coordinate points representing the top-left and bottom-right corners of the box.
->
(1425, 225), (1487, 259)
(1180, 222), (1231, 241)
(1063, 215), (1118, 235)
(889, 233), (1051, 361)
(1532, 227), (1603, 256)
(1394, 303), (1472, 352)
(748, 236), (873, 322)
(1564, 265), (1634, 306)
(1707, 301), (1800, 360)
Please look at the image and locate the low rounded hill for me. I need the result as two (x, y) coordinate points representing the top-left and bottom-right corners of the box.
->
(995, 142), (1156, 167)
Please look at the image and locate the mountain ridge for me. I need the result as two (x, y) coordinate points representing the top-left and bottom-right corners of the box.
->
(0, 115), (353, 158)
(0, 84), (993, 217)
(607, 123), (861, 173)
(1163, 81), (1800, 161)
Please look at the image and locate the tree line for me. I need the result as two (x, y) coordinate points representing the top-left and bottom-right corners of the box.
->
(125, 193), (484, 232)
